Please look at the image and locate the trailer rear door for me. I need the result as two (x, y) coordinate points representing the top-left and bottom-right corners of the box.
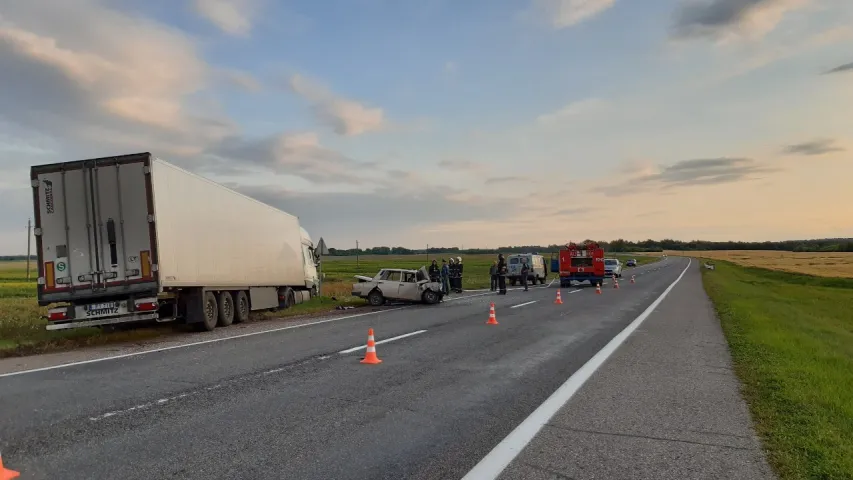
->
(32, 154), (158, 304)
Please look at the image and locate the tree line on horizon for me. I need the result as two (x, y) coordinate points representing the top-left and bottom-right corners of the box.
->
(2, 237), (851, 262)
(325, 237), (853, 256)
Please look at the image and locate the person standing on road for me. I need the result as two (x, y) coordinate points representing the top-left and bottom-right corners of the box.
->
(455, 256), (464, 293)
(520, 257), (530, 291)
(428, 259), (440, 282)
(441, 259), (451, 295)
(489, 261), (498, 291)
(497, 254), (508, 295)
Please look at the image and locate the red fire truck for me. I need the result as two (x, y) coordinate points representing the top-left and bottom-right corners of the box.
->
(550, 241), (606, 288)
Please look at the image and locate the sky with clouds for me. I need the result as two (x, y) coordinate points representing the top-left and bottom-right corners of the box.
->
(0, 0), (851, 253)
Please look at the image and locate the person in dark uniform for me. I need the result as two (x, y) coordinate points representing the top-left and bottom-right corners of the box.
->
(441, 259), (450, 295)
(489, 261), (498, 291)
(455, 256), (464, 293)
(428, 259), (440, 282)
(497, 254), (508, 295)
(520, 257), (530, 291)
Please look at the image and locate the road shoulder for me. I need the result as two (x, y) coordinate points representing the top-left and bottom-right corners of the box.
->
(498, 261), (776, 480)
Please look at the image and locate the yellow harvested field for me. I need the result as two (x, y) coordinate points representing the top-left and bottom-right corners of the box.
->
(665, 250), (853, 278)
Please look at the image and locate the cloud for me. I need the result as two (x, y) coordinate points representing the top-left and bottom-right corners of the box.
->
(288, 74), (386, 136)
(193, 0), (258, 36)
(484, 176), (536, 185)
(218, 69), (262, 92)
(0, 0), (231, 159)
(531, 0), (617, 29)
(592, 157), (779, 196)
(229, 183), (519, 246)
(204, 131), (378, 184)
(824, 62), (853, 74)
(438, 159), (487, 173)
(671, 0), (811, 41)
(782, 138), (845, 156)
(536, 98), (605, 125)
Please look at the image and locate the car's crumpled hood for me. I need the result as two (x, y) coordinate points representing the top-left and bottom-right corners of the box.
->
(354, 275), (374, 282)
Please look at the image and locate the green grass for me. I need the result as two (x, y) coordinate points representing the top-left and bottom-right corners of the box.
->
(701, 260), (853, 479)
(0, 252), (658, 357)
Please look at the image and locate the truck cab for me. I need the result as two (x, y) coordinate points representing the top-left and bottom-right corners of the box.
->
(553, 241), (606, 288)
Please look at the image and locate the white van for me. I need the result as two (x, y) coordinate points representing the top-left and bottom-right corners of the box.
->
(506, 254), (548, 286)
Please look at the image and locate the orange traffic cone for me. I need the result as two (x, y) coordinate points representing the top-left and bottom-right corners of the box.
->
(630, 275), (635, 284)
(614, 278), (619, 289)
(596, 283), (602, 294)
(360, 328), (382, 364)
(555, 290), (563, 304)
(486, 302), (499, 325)
(0, 452), (20, 480)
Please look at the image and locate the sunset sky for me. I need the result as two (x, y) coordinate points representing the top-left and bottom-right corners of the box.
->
(1, 0), (851, 253)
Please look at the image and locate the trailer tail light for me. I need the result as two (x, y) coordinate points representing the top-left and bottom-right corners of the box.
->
(45, 261), (56, 289)
(135, 299), (158, 312)
(48, 307), (69, 322)
(140, 250), (151, 278)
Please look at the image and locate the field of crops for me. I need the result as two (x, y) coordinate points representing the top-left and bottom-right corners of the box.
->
(667, 250), (853, 278)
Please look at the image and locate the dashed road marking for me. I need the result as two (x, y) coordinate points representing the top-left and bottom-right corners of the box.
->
(510, 301), (537, 309)
(338, 329), (428, 354)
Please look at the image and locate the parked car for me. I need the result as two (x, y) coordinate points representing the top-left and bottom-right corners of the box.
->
(604, 258), (623, 278)
(352, 267), (444, 306)
(506, 253), (548, 286)
(626, 259), (637, 267)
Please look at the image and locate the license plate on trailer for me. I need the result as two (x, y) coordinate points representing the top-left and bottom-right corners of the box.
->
(83, 301), (124, 318)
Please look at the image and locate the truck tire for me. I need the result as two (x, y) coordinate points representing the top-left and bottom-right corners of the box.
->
(233, 291), (249, 324)
(197, 291), (218, 332)
(217, 291), (234, 327)
(422, 289), (440, 305)
(367, 289), (384, 306)
(281, 287), (296, 308)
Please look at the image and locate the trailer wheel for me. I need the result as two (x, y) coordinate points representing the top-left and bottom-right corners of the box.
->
(233, 291), (249, 324)
(197, 292), (218, 332)
(217, 291), (234, 327)
(367, 289), (385, 306)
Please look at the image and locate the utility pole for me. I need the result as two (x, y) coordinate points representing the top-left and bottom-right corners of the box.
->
(426, 244), (429, 263)
(26, 218), (32, 281)
(356, 240), (359, 268)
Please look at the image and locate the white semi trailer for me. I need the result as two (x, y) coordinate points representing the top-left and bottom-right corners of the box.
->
(30, 152), (320, 332)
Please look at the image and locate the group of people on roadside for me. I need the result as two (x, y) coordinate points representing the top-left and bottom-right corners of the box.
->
(428, 257), (464, 295)
(489, 253), (529, 295)
(428, 253), (532, 297)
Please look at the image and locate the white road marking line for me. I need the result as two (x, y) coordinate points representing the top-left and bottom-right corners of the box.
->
(510, 301), (537, 309)
(0, 308), (411, 379)
(2, 282), (553, 379)
(461, 258), (692, 480)
(568, 289), (582, 294)
(337, 329), (427, 354)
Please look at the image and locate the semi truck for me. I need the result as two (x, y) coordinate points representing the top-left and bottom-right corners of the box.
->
(30, 152), (321, 332)
(550, 241), (606, 288)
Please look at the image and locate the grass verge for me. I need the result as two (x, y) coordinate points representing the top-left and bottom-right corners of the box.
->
(701, 260), (853, 479)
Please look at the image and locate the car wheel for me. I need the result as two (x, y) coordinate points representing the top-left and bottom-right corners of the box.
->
(422, 289), (440, 305)
(367, 290), (385, 306)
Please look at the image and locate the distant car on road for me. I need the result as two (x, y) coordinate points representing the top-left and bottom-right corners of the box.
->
(352, 267), (444, 306)
(604, 258), (623, 278)
(626, 259), (637, 267)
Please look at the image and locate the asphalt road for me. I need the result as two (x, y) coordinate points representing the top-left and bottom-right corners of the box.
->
(1, 258), (690, 480)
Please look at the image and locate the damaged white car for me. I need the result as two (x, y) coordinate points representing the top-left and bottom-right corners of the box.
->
(352, 267), (444, 306)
